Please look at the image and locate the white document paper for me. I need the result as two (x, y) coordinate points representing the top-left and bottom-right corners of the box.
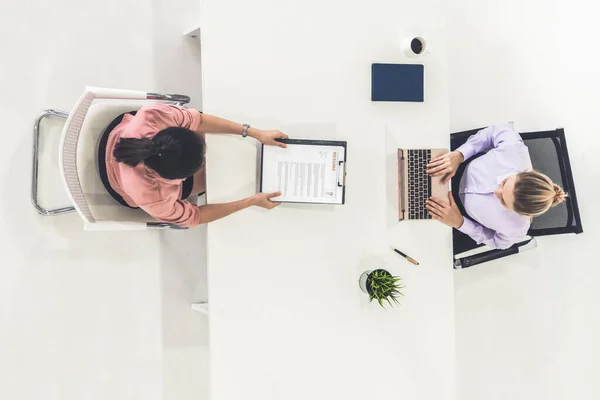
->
(261, 143), (345, 204)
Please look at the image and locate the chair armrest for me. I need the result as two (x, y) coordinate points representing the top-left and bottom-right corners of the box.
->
(454, 238), (537, 269)
(147, 92), (191, 105)
(86, 87), (190, 104)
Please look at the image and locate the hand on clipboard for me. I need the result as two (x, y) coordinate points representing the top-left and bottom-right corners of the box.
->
(255, 130), (289, 148)
(252, 191), (282, 209)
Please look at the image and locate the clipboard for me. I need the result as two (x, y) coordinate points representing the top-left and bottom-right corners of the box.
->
(259, 139), (347, 205)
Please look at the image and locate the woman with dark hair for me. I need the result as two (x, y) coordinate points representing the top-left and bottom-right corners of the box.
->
(422, 125), (566, 250)
(102, 104), (287, 227)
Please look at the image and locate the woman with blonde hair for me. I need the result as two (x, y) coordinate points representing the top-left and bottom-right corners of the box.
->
(423, 124), (566, 250)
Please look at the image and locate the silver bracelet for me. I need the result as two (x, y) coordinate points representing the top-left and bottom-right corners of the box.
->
(242, 124), (250, 138)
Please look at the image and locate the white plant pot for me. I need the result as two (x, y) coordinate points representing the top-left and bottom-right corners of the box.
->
(359, 270), (372, 294)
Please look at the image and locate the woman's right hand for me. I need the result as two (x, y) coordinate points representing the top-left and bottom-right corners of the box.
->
(426, 151), (464, 184)
(252, 192), (282, 209)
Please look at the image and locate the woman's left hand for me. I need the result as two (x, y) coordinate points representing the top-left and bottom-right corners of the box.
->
(426, 192), (465, 229)
(255, 129), (289, 148)
(426, 150), (464, 184)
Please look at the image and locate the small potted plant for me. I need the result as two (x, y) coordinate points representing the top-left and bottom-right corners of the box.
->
(359, 269), (404, 308)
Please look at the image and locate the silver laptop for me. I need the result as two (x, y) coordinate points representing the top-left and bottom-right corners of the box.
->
(398, 148), (449, 221)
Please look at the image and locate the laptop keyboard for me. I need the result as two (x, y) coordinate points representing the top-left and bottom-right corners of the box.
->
(407, 149), (432, 220)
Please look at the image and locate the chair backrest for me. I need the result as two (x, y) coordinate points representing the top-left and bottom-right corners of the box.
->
(58, 87), (156, 224)
(77, 102), (159, 223)
(521, 129), (583, 236)
(59, 90), (97, 223)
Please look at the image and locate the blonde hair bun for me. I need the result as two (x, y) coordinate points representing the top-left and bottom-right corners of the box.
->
(552, 184), (567, 206)
(514, 171), (567, 216)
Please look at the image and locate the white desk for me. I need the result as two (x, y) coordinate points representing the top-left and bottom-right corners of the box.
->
(201, 1), (455, 399)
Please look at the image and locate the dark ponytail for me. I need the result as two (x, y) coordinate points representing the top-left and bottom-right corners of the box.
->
(113, 127), (205, 180)
(113, 138), (160, 167)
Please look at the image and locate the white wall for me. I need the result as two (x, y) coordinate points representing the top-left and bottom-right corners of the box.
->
(448, 0), (600, 399)
(0, 1), (208, 400)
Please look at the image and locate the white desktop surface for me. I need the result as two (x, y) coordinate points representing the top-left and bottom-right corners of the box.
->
(200, 1), (455, 399)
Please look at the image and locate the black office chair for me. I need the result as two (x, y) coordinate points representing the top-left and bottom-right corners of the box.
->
(451, 127), (583, 269)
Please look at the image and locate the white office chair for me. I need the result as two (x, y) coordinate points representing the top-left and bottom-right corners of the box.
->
(32, 87), (195, 231)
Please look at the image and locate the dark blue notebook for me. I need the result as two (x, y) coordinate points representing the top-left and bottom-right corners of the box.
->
(371, 63), (424, 102)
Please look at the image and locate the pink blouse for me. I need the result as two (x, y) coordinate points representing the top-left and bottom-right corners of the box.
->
(105, 104), (203, 227)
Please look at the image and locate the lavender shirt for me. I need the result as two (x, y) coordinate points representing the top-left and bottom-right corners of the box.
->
(456, 125), (532, 249)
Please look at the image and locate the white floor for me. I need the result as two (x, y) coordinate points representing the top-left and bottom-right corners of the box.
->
(448, 1), (600, 399)
(0, 1), (208, 400)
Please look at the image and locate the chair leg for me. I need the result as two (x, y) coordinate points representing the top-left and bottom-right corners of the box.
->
(32, 110), (76, 216)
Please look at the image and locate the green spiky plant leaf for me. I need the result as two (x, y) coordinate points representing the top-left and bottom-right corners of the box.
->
(367, 269), (405, 308)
